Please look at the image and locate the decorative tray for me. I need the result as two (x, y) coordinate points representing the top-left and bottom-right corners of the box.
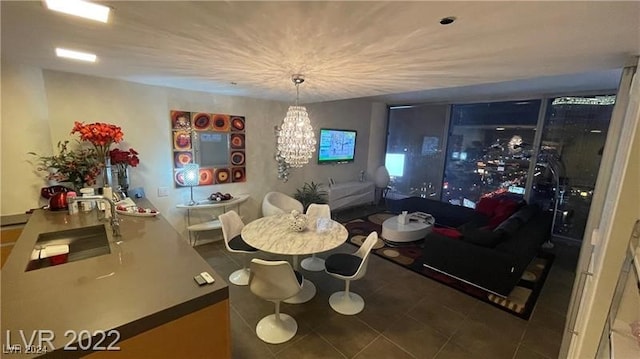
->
(198, 198), (233, 205)
(116, 208), (159, 217)
(115, 202), (159, 217)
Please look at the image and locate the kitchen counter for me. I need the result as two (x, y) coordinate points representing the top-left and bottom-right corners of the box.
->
(1, 199), (229, 358)
(1, 213), (30, 227)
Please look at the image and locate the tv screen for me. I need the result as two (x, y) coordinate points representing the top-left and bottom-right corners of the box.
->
(318, 128), (357, 164)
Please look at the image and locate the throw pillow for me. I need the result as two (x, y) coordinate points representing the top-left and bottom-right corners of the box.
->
(486, 199), (520, 229)
(432, 227), (462, 239)
(475, 197), (501, 217)
(460, 227), (504, 247)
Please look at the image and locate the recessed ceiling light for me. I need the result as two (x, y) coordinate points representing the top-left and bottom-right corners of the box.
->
(44, 0), (110, 23)
(440, 16), (456, 25)
(496, 127), (505, 131)
(56, 48), (97, 62)
(590, 129), (602, 133)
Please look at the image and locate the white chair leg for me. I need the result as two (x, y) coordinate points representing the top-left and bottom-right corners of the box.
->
(255, 301), (297, 344)
(329, 280), (365, 315)
(301, 253), (325, 271)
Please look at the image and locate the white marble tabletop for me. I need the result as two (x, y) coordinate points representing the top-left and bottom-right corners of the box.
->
(242, 214), (348, 255)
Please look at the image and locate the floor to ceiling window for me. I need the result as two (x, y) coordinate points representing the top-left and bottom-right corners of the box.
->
(385, 105), (449, 199)
(442, 100), (541, 207)
(384, 94), (617, 242)
(529, 94), (615, 240)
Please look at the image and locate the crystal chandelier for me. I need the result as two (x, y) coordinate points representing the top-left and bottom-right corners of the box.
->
(277, 75), (316, 168)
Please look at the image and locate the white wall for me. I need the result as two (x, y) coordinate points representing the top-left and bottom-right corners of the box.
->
(1, 64), (376, 240)
(299, 98), (375, 186)
(367, 102), (388, 180)
(568, 66), (640, 358)
(1, 62), (53, 215)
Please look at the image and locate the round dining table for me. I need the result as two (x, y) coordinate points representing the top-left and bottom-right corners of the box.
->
(241, 213), (348, 303)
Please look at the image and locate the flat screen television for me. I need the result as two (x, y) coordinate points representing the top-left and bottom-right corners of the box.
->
(318, 128), (357, 164)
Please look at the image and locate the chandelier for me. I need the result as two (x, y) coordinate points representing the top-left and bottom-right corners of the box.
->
(277, 75), (316, 168)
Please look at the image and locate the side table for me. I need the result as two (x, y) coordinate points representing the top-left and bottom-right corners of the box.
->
(176, 194), (249, 246)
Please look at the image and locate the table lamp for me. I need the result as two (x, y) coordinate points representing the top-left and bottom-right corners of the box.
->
(182, 163), (200, 206)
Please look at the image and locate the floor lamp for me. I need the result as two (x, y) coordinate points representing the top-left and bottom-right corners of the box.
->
(374, 166), (390, 205)
(539, 159), (561, 249)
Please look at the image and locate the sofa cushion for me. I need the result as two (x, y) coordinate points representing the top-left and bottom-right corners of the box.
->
(461, 227), (504, 247)
(493, 217), (523, 237)
(432, 227), (462, 239)
(509, 204), (540, 223)
(457, 216), (490, 232)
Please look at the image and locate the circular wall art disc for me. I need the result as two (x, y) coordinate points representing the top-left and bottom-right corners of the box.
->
(230, 134), (245, 149)
(230, 151), (245, 166)
(192, 113), (211, 130)
(199, 168), (214, 185)
(212, 114), (230, 132)
(174, 170), (186, 186)
(215, 168), (231, 183)
(230, 116), (245, 131)
(173, 131), (191, 150)
(232, 167), (246, 182)
(174, 152), (192, 167)
(171, 111), (191, 129)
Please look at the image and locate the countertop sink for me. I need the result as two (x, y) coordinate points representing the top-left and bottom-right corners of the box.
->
(26, 224), (111, 271)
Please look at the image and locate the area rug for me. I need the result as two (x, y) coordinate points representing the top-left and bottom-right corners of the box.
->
(343, 212), (554, 320)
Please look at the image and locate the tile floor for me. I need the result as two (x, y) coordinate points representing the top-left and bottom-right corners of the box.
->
(196, 235), (579, 359)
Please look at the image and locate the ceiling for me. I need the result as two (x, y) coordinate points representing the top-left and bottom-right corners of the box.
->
(2, 1), (638, 104)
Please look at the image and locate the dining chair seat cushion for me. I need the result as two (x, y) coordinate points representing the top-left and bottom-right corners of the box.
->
(294, 270), (304, 286)
(229, 235), (258, 252)
(325, 254), (363, 277)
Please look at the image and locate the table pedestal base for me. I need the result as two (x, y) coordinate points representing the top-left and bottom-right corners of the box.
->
(301, 255), (325, 271)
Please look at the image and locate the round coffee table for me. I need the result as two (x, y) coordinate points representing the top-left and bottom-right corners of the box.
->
(381, 216), (433, 243)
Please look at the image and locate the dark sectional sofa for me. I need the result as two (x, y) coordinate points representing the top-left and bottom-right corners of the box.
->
(387, 196), (552, 297)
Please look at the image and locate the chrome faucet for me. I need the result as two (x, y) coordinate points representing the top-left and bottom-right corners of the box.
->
(70, 195), (121, 237)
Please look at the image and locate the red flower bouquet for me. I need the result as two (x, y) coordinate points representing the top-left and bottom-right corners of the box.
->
(110, 148), (140, 169)
(109, 148), (140, 192)
(71, 121), (124, 160)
